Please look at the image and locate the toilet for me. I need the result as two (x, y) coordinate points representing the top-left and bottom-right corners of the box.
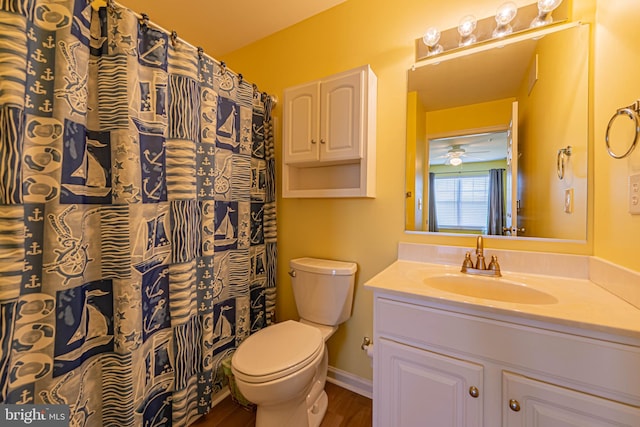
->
(231, 257), (357, 427)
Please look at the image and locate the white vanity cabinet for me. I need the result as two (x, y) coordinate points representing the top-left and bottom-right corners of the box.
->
(503, 372), (640, 426)
(372, 294), (640, 427)
(282, 65), (376, 198)
(377, 338), (483, 426)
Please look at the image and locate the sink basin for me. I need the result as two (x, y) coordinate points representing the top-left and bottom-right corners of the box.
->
(424, 274), (558, 305)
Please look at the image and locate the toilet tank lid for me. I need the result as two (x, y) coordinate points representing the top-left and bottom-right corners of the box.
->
(290, 257), (357, 276)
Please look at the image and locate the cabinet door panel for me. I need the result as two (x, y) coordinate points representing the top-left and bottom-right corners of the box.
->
(376, 338), (483, 427)
(503, 372), (640, 427)
(320, 69), (364, 162)
(283, 82), (320, 164)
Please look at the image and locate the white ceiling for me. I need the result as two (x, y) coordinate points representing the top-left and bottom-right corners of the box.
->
(117, 0), (347, 56)
(429, 132), (508, 166)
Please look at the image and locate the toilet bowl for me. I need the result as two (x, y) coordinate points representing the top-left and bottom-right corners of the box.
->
(232, 320), (327, 427)
(231, 257), (357, 427)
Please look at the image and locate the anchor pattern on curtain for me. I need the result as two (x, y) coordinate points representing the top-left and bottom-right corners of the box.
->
(0, 1), (276, 426)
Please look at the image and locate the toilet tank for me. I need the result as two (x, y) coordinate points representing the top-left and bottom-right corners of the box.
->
(290, 257), (357, 326)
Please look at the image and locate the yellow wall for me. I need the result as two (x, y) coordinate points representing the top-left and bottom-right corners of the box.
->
(221, 0), (638, 382)
(593, 1), (640, 271)
(516, 25), (589, 239)
(426, 98), (513, 136)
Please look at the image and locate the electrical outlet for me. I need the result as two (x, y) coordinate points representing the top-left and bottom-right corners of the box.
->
(564, 188), (573, 213)
(630, 174), (640, 215)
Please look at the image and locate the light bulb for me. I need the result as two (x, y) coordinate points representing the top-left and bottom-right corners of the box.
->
(449, 157), (463, 166)
(530, 0), (562, 28)
(493, 2), (518, 38)
(422, 27), (443, 56)
(458, 15), (477, 47)
(538, 0), (562, 13)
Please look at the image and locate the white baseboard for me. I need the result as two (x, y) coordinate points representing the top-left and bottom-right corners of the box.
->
(213, 366), (372, 408)
(327, 366), (373, 399)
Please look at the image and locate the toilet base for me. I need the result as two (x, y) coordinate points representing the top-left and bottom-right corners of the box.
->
(307, 390), (328, 427)
(255, 394), (309, 427)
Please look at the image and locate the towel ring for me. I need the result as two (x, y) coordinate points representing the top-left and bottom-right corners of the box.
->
(557, 146), (572, 180)
(605, 101), (640, 159)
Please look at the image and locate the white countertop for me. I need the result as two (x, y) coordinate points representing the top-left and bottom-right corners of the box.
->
(365, 260), (640, 344)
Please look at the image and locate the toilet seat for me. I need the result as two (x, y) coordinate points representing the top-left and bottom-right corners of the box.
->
(232, 320), (323, 384)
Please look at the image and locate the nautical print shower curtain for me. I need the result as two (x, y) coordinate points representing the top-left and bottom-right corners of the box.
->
(0, 1), (277, 426)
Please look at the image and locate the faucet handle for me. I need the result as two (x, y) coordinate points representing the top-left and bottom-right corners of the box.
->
(461, 252), (474, 270)
(488, 255), (501, 275)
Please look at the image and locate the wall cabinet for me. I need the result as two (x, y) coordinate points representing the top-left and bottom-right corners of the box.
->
(282, 65), (376, 198)
(372, 294), (640, 427)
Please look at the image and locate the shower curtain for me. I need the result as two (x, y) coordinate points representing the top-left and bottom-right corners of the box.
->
(0, 1), (276, 426)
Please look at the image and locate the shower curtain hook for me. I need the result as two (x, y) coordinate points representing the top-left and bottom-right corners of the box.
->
(170, 31), (179, 47)
(238, 74), (244, 84)
(197, 47), (204, 59)
(140, 13), (150, 28)
(220, 61), (227, 73)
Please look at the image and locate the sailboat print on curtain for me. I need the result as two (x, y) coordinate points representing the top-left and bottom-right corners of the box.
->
(0, 1), (277, 426)
(214, 203), (237, 249)
(133, 211), (171, 273)
(54, 280), (114, 377)
(212, 304), (234, 351)
(216, 97), (239, 151)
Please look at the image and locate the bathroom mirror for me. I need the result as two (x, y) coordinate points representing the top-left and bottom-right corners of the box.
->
(406, 23), (589, 240)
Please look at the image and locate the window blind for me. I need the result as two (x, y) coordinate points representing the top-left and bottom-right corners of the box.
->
(434, 174), (489, 232)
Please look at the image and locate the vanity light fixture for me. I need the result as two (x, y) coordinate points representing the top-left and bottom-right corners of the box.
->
(493, 2), (518, 38)
(415, 1), (569, 62)
(458, 15), (477, 47)
(530, 0), (563, 28)
(422, 26), (443, 56)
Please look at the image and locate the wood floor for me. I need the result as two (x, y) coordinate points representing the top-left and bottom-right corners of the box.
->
(192, 382), (372, 427)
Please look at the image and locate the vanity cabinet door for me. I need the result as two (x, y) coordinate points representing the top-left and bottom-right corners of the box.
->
(503, 372), (640, 427)
(377, 338), (484, 427)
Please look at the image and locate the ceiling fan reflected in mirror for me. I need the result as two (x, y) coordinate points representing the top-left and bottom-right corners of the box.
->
(429, 131), (509, 166)
(448, 145), (476, 165)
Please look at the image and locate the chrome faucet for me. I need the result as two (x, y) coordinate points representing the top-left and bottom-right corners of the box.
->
(461, 236), (501, 277)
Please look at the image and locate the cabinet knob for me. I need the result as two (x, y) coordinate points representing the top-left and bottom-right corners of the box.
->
(320, 139), (326, 144)
(311, 139), (317, 144)
(468, 386), (479, 398)
(508, 399), (521, 412)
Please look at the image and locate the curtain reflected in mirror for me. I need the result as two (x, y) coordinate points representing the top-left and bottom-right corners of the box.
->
(428, 172), (438, 232)
(488, 169), (505, 235)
